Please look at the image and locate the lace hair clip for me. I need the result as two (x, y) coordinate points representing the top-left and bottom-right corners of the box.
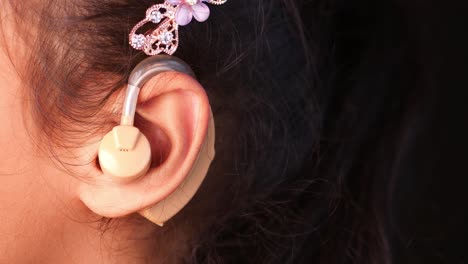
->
(130, 0), (227, 56)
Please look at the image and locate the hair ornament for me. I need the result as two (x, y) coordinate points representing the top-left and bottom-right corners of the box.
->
(130, 0), (227, 56)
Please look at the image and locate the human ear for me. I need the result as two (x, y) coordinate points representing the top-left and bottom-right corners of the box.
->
(78, 69), (215, 226)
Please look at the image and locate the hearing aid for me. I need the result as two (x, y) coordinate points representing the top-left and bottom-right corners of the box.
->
(98, 55), (194, 182)
(98, 55), (215, 226)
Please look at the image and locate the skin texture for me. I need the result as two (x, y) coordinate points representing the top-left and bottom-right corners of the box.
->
(0, 4), (211, 263)
(0, 37), (107, 263)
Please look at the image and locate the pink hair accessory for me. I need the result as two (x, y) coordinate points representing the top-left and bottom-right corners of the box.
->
(130, 0), (227, 56)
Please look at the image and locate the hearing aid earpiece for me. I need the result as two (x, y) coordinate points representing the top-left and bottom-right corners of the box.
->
(98, 125), (152, 183)
(98, 55), (196, 183)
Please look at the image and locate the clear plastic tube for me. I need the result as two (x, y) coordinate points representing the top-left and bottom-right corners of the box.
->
(120, 55), (196, 126)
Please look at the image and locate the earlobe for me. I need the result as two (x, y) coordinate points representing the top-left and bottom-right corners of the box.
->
(78, 67), (215, 225)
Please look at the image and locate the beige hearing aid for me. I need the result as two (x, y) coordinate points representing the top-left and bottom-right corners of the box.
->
(99, 125), (152, 182)
(98, 55), (215, 226)
(140, 110), (215, 226)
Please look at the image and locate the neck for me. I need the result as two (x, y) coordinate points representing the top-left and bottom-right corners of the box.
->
(43, 204), (193, 263)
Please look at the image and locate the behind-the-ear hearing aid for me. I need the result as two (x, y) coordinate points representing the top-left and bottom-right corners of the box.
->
(98, 55), (196, 182)
(98, 55), (216, 226)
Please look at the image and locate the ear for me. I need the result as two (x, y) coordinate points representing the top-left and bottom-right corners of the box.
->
(78, 71), (214, 225)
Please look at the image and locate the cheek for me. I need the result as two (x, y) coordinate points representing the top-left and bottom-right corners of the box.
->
(0, 45), (86, 261)
(0, 68), (63, 261)
(0, 69), (34, 180)
(0, 93), (70, 262)
(0, 86), (34, 259)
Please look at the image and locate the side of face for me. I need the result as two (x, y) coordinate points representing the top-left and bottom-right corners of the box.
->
(0, 67), (211, 263)
(0, 30), (80, 263)
(0, 3), (216, 262)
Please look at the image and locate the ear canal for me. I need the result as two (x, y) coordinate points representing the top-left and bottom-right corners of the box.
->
(139, 110), (216, 226)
